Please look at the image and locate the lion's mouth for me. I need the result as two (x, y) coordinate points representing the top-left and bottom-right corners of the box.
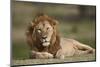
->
(41, 39), (50, 46)
(42, 42), (50, 47)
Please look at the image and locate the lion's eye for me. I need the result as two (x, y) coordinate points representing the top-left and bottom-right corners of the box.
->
(37, 29), (41, 33)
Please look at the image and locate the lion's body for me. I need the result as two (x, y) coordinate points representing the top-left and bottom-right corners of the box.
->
(26, 14), (95, 59)
(55, 38), (94, 59)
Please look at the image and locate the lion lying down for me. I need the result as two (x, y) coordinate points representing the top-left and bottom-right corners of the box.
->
(26, 14), (95, 59)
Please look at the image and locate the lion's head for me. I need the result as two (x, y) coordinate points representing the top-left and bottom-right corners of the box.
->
(34, 20), (54, 46)
(31, 14), (58, 47)
(26, 14), (61, 55)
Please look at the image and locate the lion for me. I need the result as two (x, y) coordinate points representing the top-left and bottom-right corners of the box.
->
(26, 14), (95, 59)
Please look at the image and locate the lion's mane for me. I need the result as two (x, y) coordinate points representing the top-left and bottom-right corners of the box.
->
(26, 14), (61, 57)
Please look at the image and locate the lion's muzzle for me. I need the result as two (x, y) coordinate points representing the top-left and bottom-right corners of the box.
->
(42, 42), (50, 46)
(42, 39), (50, 46)
(41, 36), (51, 46)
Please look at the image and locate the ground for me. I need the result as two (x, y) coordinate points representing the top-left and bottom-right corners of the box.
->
(12, 53), (95, 66)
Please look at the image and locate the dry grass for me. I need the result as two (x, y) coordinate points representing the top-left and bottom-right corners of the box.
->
(12, 53), (95, 66)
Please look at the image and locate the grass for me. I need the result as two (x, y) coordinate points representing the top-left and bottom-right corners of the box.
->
(12, 53), (95, 66)
(12, 42), (30, 60)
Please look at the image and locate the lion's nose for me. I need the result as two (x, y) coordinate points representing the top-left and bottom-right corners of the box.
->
(42, 36), (47, 39)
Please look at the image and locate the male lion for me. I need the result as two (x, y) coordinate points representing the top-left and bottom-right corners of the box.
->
(26, 14), (95, 59)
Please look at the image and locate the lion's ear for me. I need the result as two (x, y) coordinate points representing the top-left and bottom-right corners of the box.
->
(34, 18), (37, 22)
(29, 21), (35, 27)
(26, 21), (35, 35)
(53, 20), (59, 26)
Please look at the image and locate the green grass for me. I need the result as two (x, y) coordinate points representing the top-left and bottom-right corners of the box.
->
(12, 42), (30, 60)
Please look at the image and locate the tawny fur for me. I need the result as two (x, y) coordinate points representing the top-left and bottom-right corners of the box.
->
(26, 14), (95, 59)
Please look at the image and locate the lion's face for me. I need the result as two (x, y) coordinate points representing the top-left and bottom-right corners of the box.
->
(34, 20), (54, 46)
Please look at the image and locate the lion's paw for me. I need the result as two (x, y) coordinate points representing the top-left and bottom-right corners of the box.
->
(41, 52), (53, 59)
(30, 51), (53, 59)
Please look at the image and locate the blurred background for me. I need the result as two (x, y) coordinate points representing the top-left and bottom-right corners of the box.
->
(12, 0), (96, 60)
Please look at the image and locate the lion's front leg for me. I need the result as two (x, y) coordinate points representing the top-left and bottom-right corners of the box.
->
(30, 50), (53, 59)
(55, 49), (65, 59)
